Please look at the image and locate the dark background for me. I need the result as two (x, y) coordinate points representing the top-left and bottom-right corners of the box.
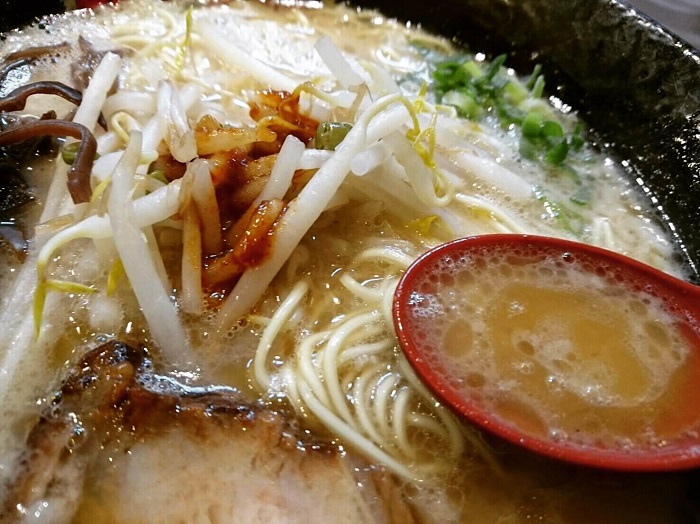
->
(0, 0), (64, 31)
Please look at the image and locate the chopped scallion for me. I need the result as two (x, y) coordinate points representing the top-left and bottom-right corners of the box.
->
(519, 137), (538, 160)
(461, 60), (483, 80)
(316, 122), (353, 150)
(541, 120), (564, 143)
(545, 140), (569, 165)
(432, 53), (592, 210)
(62, 141), (99, 165)
(442, 90), (480, 119)
(570, 124), (584, 150)
(522, 112), (544, 138)
(61, 142), (80, 165)
(149, 170), (168, 184)
(504, 80), (529, 105)
(531, 75), (546, 99)
(525, 64), (543, 90)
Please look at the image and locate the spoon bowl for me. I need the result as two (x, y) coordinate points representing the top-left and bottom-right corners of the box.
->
(393, 234), (700, 471)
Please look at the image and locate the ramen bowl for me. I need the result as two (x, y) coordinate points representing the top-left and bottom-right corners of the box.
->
(355, 0), (700, 278)
(0, 0), (699, 521)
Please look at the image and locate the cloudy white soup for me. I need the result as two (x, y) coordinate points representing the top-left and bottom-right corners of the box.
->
(0, 1), (697, 522)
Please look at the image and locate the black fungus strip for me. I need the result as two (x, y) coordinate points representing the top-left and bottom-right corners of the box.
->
(0, 120), (96, 204)
(0, 81), (108, 130)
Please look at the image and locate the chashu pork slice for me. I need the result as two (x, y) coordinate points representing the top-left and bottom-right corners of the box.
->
(0, 341), (415, 524)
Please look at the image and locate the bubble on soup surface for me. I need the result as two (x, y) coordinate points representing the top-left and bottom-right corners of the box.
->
(408, 290), (444, 319)
(629, 299), (647, 315)
(498, 263), (514, 278)
(442, 318), (474, 357)
(643, 320), (671, 346)
(513, 361), (535, 375)
(506, 300), (526, 317)
(439, 272), (455, 287)
(465, 372), (486, 388)
(88, 295), (123, 333)
(551, 359), (575, 375)
(515, 340), (535, 356)
(549, 429), (569, 442)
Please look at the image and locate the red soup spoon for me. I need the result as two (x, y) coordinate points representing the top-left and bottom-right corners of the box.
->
(393, 234), (700, 471)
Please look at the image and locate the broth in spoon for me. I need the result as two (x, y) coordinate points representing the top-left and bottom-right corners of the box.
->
(393, 234), (700, 471)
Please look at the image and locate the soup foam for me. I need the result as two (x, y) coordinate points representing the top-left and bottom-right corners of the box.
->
(405, 245), (700, 449)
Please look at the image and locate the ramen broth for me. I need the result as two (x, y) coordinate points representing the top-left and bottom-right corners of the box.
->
(0, 0), (698, 522)
(406, 246), (700, 449)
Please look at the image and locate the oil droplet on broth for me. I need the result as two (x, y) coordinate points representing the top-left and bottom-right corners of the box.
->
(408, 248), (700, 450)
